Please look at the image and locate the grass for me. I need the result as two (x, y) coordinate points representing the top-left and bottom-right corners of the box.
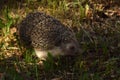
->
(0, 0), (120, 80)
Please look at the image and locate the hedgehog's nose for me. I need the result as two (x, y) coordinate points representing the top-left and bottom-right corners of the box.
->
(67, 44), (78, 55)
(69, 45), (75, 51)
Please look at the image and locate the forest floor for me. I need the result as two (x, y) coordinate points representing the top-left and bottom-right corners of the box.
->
(0, 0), (120, 80)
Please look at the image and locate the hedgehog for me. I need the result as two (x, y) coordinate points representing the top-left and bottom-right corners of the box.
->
(18, 12), (79, 59)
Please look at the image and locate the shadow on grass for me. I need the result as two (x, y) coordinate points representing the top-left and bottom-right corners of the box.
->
(0, 54), (82, 80)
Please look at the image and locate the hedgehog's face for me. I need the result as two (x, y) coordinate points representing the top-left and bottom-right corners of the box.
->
(60, 39), (79, 56)
(34, 35), (80, 59)
(34, 39), (79, 59)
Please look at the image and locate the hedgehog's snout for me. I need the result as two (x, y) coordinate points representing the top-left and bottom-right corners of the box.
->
(61, 41), (79, 55)
(67, 43), (79, 54)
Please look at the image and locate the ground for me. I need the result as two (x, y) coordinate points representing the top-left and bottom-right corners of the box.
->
(0, 0), (120, 80)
